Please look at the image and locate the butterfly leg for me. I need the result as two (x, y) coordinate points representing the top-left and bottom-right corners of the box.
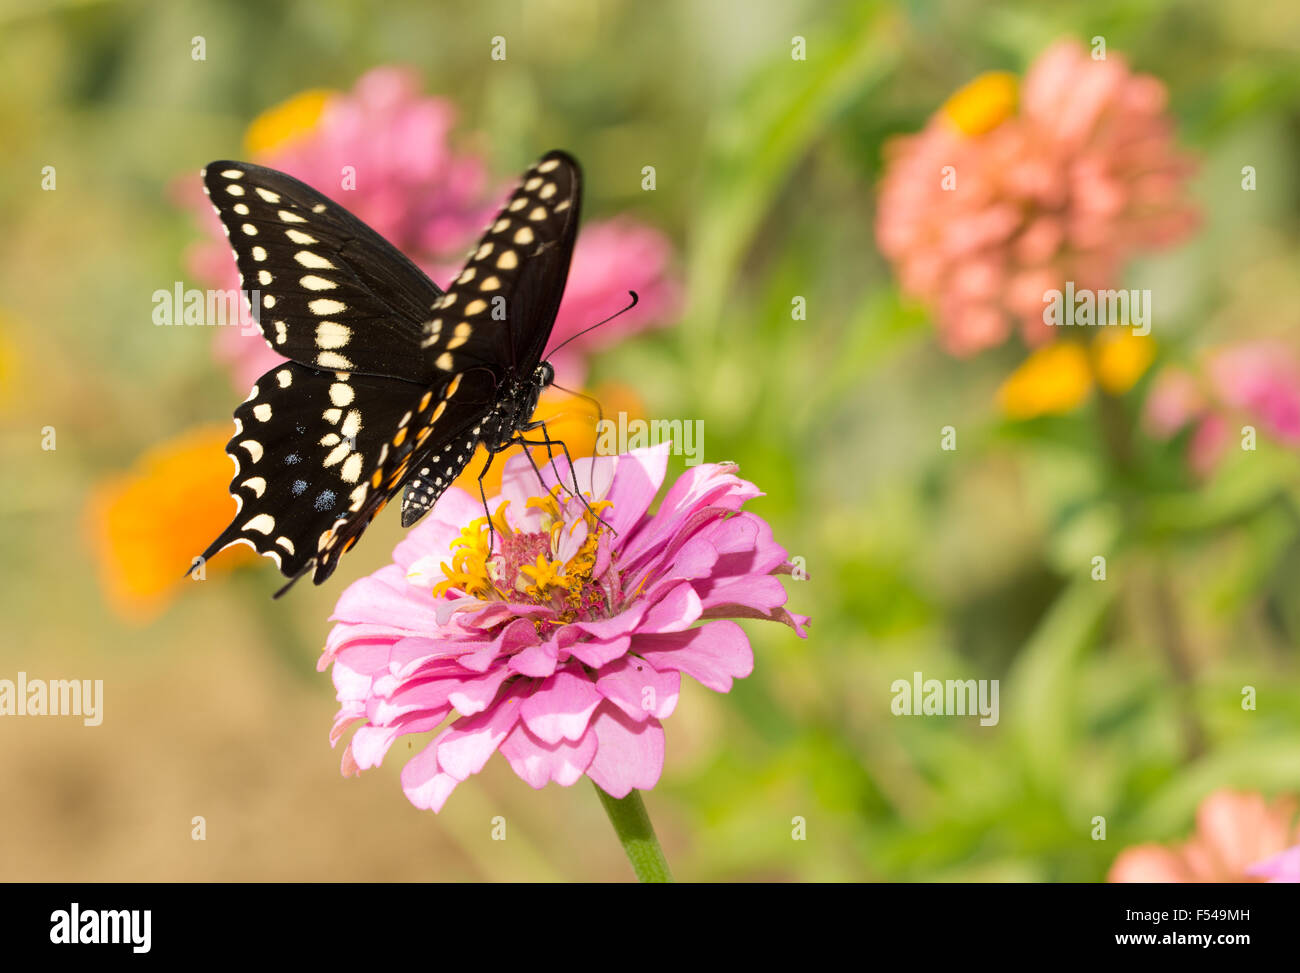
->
(515, 440), (611, 537)
(516, 417), (584, 500)
(512, 427), (618, 536)
(475, 449), (501, 554)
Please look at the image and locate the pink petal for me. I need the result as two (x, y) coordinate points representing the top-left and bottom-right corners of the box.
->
(700, 603), (810, 637)
(432, 684), (526, 780)
(619, 462), (761, 568)
(453, 617), (540, 673)
(633, 620), (754, 692)
(595, 656), (680, 721)
(509, 640), (560, 678)
(446, 665), (514, 717)
(584, 704), (665, 797)
(601, 444), (671, 536)
(639, 581), (703, 633)
(500, 723), (598, 789)
(331, 564), (447, 633)
(320, 622), (413, 670)
(519, 666), (603, 744)
(564, 601), (649, 642)
(1247, 844), (1300, 883)
(565, 634), (632, 668)
(400, 741), (461, 812)
(695, 574), (789, 615)
(350, 712), (445, 770)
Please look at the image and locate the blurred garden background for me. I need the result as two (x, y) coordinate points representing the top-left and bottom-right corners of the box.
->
(2, 0), (1299, 881)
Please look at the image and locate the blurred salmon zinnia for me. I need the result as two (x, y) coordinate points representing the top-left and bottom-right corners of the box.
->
(876, 40), (1197, 355)
(320, 443), (807, 813)
(1109, 789), (1300, 883)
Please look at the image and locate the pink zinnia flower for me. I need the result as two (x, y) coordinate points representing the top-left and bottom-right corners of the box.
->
(180, 68), (679, 391)
(319, 444), (807, 811)
(1109, 789), (1300, 882)
(876, 40), (1197, 355)
(1144, 340), (1300, 475)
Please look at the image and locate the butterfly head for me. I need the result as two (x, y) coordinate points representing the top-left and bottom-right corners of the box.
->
(518, 360), (554, 423)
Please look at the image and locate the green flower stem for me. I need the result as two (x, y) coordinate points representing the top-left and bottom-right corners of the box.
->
(594, 783), (674, 883)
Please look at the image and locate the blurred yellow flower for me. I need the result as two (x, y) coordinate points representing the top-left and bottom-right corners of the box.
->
(941, 71), (1018, 136)
(1093, 329), (1156, 393)
(0, 311), (18, 411)
(997, 342), (1093, 419)
(86, 425), (256, 623)
(244, 89), (335, 156)
(451, 382), (645, 499)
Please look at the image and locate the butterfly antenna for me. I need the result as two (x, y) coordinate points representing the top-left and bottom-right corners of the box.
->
(543, 291), (638, 362)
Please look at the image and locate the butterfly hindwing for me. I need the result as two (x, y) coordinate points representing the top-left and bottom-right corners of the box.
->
(196, 361), (496, 585)
(418, 150), (581, 380)
(399, 441), (482, 528)
(202, 161), (444, 382)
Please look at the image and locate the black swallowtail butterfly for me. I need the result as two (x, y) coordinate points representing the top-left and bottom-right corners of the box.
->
(192, 150), (596, 593)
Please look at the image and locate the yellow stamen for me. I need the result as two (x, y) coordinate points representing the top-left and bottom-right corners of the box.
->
(431, 487), (615, 624)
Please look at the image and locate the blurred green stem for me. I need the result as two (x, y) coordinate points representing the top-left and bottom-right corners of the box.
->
(1096, 388), (1205, 762)
(1147, 565), (1207, 761)
(594, 784), (673, 883)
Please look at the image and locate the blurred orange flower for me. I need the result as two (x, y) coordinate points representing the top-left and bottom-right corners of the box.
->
(450, 381), (644, 499)
(1109, 789), (1300, 882)
(86, 425), (257, 623)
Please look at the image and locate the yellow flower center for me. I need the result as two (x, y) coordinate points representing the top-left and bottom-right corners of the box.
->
(941, 71), (1019, 136)
(434, 487), (615, 625)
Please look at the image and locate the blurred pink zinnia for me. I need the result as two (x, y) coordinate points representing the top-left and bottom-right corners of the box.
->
(1144, 340), (1300, 475)
(543, 217), (681, 386)
(1247, 843), (1300, 883)
(319, 444), (807, 811)
(876, 40), (1197, 355)
(181, 67), (679, 390)
(1109, 789), (1300, 882)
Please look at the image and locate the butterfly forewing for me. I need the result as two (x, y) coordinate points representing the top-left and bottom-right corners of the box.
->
(418, 151), (581, 378)
(202, 162), (444, 382)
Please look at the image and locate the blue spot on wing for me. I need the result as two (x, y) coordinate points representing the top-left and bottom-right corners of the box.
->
(314, 489), (336, 512)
